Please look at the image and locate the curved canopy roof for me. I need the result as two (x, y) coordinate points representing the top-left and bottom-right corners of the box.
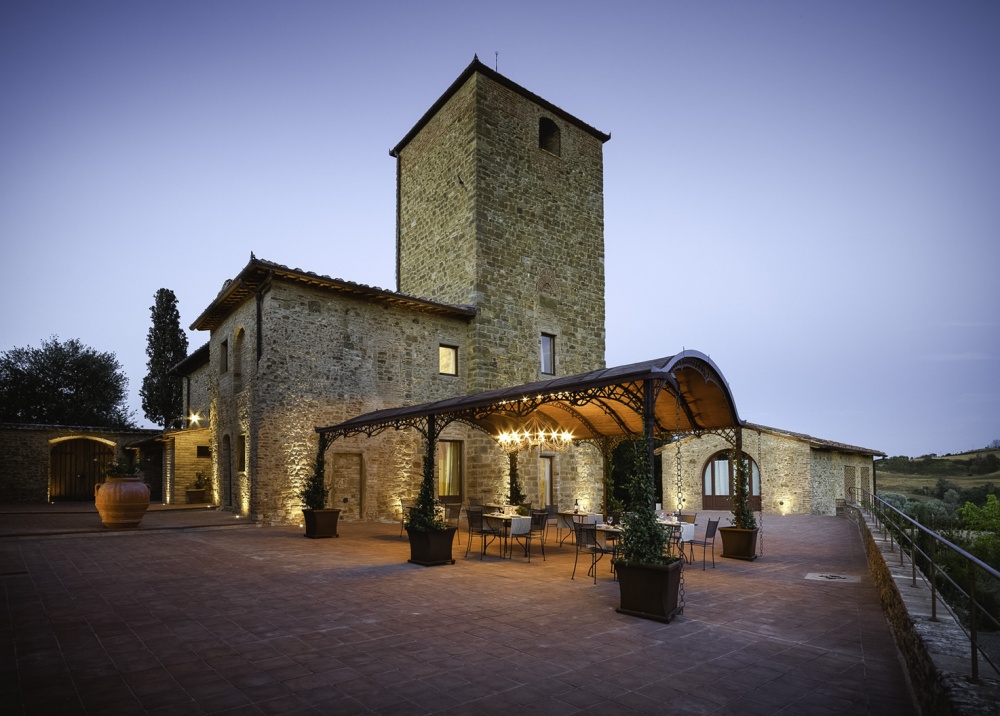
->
(317, 350), (742, 443)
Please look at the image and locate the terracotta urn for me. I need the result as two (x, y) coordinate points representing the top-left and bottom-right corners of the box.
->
(95, 477), (150, 528)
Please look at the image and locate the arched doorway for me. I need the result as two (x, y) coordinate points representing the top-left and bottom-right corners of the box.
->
(702, 450), (761, 511)
(50, 438), (114, 501)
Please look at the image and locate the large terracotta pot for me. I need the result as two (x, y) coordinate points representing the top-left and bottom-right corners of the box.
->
(615, 559), (683, 623)
(95, 477), (150, 529)
(406, 526), (457, 566)
(719, 526), (759, 561)
(303, 508), (341, 538)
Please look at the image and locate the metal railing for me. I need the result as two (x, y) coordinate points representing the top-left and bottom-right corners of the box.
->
(855, 488), (1000, 681)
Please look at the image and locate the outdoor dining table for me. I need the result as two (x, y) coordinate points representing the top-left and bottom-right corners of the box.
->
(482, 512), (531, 558)
(556, 511), (601, 545)
(658, 519), (695, 544)
(595, 524), (621, 550)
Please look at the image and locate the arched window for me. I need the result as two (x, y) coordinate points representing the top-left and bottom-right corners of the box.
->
(702, 451), (761, 511)
(539, 117), (560, 156)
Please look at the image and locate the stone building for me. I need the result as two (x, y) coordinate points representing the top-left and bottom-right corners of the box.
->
(656, 423), (885, 517)
(176, 58), (611, 524)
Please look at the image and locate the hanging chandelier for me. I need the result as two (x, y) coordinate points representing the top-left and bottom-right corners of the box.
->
(496, 416), (573, 453)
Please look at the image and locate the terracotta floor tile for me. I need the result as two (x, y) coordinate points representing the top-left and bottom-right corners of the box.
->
(3, 513), (923, 715)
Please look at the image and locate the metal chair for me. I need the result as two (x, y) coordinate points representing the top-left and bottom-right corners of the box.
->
(686, 518), (720, 570)
(443, 502), (463, 544)
(571, 522), (605, 584)
(662, 523), (683, 558)
(464, 507), (497, 559)
(398, 498), (413, 537)
(526, 509), (549, 562)
(679, 512), (697, 524)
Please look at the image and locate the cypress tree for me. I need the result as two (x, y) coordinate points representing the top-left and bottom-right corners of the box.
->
(140, 288), (188, 429)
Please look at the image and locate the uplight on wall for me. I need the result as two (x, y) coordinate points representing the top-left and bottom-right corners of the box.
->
(188, 412), (201, 427)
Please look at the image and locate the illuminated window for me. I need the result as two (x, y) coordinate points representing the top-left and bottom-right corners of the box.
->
(439, 345), (458, 375)
(539, 117), (560, 156)
(540, 455), (554, 506)
(438, 440), (462, 500)
(703, 452), (760, 499)
(541, 333), (556, 375)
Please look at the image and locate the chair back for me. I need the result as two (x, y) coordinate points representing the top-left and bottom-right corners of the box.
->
(679, 512), (697, 524)
(467, 497), (482, 507)
(444, 502), (462, 524)
(466, 506), (484, 531)
(546, 503), (557, 517)
(704, 518), (720, 539)
(529, 510), (548, 534)
(574, 521), (598, 549)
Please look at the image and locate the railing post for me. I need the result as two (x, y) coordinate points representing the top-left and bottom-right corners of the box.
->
(929, 537), (938, 622)
(911, 521), (917, 587)
(969, 560), (979, 682)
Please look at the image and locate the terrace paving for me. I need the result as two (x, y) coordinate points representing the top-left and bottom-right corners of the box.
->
(0, 506), (917, 714)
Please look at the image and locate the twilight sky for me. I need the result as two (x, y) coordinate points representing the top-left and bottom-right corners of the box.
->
(1, 1), (997, 458)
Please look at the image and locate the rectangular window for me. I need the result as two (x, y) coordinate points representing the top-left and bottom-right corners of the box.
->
(439, 345), (458, 375)
(540, 455), (554, 507)
(220, 340), (229, 374)
(196, 445), (211, 459)
(237, 434), (246, 472)
(541, 333), (555, 375)
(437, 440), (462, 499)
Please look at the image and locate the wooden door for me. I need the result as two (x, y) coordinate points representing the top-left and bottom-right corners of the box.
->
(50, 439), (113, 501)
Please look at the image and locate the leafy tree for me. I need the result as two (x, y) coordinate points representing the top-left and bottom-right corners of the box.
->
(140, 288), (188, 429)
(959, 494), (1000, 534)
(0, 336), (134, 428)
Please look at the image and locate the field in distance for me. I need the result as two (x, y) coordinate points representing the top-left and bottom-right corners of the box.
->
(876, 448), (999, 498)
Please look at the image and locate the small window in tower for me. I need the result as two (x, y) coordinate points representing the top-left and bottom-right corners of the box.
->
(539, 117), (560, 156)
(541, 333), (556, 375)
(219, 340), (229, 374)
(439, 345), (458, 376)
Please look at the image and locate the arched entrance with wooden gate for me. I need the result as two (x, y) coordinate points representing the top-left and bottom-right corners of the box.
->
(49, 437), (114, 501)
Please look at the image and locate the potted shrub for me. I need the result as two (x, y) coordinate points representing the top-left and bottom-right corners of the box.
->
(299, 450), (341, 538)
(719, 451), (759, 560)
(185, 471), (208, 504)
(614, 435), (684, 622)
(95, 455), (151, 529)
(405, 447), (456, 566)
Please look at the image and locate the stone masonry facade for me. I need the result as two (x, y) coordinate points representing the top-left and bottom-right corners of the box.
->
(657, 424), (880, 516)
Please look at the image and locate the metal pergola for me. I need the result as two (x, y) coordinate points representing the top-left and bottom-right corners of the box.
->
(314, 350), (747, 503)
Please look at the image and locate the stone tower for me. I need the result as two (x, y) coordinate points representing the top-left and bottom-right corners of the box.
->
(392, 58), (610, 391)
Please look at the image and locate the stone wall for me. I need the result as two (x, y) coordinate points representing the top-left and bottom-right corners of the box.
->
(0, 424), (160, 502)
(163, 426), (212, 504)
